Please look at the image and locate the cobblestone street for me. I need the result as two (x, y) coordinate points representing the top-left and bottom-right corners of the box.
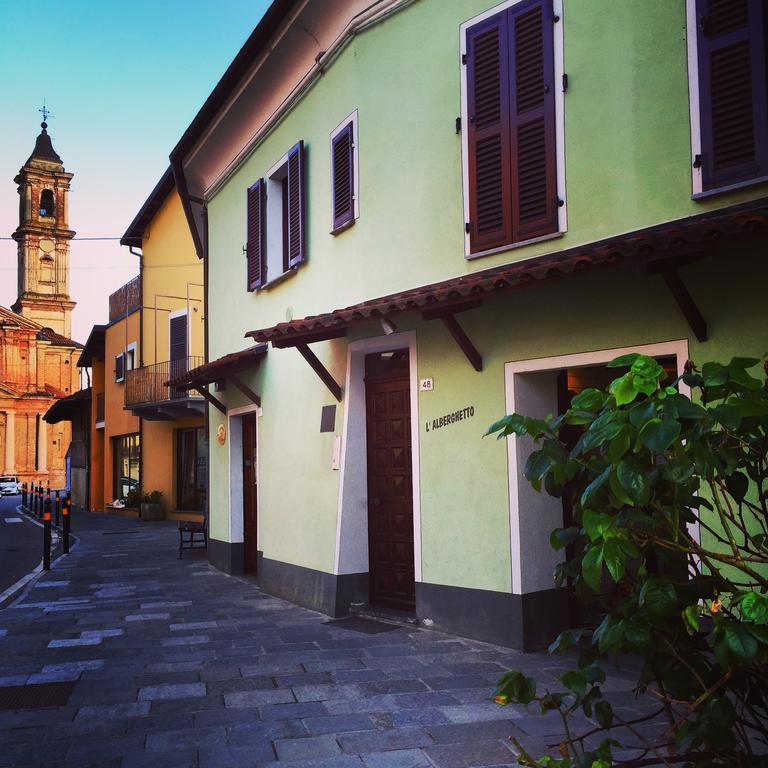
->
(0, 510), (653, 768)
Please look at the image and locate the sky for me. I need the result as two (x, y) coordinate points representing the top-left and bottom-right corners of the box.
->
(0, 0), (271, 345)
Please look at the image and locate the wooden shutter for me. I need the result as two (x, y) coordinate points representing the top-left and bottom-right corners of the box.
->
(332, 123), (355, 231)
(696, 0), (768, 189)
(466, 13), (513, 253)
(287, 140), (306, 268)
(169, 315), (188, 397)
(508, 0), (558, 241)
(246, 179), (265, 291)
(115, 353), (124, 382)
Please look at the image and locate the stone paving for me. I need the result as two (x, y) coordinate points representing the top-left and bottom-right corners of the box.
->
(0, 509), (656, 768)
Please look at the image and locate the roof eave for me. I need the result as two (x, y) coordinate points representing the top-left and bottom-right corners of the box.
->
(120, 167), (175, 248)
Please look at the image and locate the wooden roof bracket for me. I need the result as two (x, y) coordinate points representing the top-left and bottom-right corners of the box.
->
(193, 385), (227, 414)
(295, 343), (342, 402)
(230, 375), (261, 407)
(646, 258), (707, 342)
(422, 301), (483, 372)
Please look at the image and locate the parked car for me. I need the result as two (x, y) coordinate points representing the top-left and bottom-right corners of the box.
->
(0, 476), (21, 495)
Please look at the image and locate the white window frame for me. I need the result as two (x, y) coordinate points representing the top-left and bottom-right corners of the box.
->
(125, 342), (137, 372)
(115, 352), (125, 384)
(459, 0), (567, 260)
(261, 151), (292, 289)
(330, 110), (360, 233)
(686, 0), (768, 198)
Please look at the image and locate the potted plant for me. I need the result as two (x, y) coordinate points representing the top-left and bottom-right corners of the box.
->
(140, 490), (164, 521)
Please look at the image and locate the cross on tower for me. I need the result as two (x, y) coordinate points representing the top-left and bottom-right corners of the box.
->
(38, 101), (51, 124)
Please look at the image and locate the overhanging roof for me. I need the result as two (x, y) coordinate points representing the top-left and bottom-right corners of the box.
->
(246, 198), (768, 347)
(167, 345), (268, 390)
(44, 388), (91, 424)
(78, 325), (107, 367)
(121, 167), (175, 248)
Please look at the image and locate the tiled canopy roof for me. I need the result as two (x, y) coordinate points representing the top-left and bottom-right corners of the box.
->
(44, 388), (92, 424)
(246, 199), (768, 347)
(167, 345), (268, 389)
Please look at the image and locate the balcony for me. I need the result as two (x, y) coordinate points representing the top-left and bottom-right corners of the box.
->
(124, 357), (205, 420)
(109, 276), (141, 322)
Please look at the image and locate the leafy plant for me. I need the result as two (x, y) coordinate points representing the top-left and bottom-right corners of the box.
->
(142, 490), (163, 504)
(487, 354), (768, 767)
(125, 488), (142, 508)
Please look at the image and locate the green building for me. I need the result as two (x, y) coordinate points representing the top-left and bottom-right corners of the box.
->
(169, 0), (768, 650)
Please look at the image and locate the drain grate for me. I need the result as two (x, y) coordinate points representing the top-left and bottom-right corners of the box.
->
(0, 681), (75, 710)
(325, 616), (402, 634)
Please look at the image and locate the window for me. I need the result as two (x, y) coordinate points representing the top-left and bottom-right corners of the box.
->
(331, 112), (359, 233)
(39, 189), (55, 217)
(461, 0), (564, 257)
(125, 343), (136, 372)
(177, 426), (208, 510)
(115, 352), (125, 383)
(688, 0), (768, 195)
(246, 141), (306, 291)
(40, 256), (54, 283)
(113, 433), (140, 501)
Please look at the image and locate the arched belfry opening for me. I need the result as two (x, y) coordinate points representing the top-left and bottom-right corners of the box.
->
(40, 189), (55, 217)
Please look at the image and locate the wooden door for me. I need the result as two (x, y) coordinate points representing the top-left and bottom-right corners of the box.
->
(242, 413), (258, 574)
(364, 351), (415, 611)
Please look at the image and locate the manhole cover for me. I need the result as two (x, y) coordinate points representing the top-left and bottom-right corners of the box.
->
(325, 617), (402, 634)
(0, 681), (75, 710)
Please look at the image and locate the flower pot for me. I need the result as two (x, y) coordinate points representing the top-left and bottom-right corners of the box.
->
(140, 502), (164, 521)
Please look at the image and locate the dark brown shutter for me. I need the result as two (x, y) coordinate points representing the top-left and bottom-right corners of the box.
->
(508, 0), (558, 241)
(332, 123), (355, 231)
(287, 140), (306, 268)
(466, 13), (513, 253)
(246, 179), (265, 291)
(696, 0), (768, 189)
(169, 314), (188, 397)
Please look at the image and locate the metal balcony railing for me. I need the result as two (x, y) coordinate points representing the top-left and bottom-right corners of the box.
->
(124, 357), (203, 407)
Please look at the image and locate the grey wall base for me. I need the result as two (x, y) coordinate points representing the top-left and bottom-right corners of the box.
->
(257, 556), (368, 617)
(416, 582), (568, 651)
(208, 538), (245, 575)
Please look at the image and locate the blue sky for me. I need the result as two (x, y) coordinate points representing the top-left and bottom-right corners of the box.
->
(0, 0), (271, 343)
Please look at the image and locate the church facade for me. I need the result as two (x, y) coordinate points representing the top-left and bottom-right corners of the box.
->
(0, 122), (82, 488)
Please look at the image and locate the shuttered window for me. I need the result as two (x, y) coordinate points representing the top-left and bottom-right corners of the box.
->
(115, 353), (124, 383)
(332, 122), (355, 231)
(465, 0), (558, 254)
(246, 179), (265, 291)
(695, 0), (768, 191)
(287, 141), (306, 269)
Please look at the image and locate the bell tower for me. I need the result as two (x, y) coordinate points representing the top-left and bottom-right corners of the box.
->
(11, 112), (76, 338)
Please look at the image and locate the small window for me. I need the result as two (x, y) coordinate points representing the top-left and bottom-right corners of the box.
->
(688, 0), (768, 195)
(246, 141), (306, 291)
(40, 255), (54, 283)
(331, 112), (359, 233)
(115, 352), (125, 383)
(125, 344), (136, 372)
(39, 189), (55, 217)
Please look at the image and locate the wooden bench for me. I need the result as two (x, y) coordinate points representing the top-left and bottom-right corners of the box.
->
(178, 509), (208, 559)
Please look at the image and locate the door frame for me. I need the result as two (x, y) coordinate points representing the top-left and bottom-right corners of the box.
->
(226, 404), (261, 557)
(335, 331), (422, 584)
(504, 339), (692, 597)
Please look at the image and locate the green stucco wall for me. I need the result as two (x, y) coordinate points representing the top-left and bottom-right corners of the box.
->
(205, 0), (767, 593)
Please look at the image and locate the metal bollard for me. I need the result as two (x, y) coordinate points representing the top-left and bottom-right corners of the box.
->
(33, 484), (38, 517)
(43, 497), (52, 570)
(62, 493), (72, 555)
(55, 490), (61, 527)
(38, 485), (43, 519)
(22, 483), (26, 510)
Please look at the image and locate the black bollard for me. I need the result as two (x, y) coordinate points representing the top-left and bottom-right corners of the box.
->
(62, 494), (71, 555)
(22, 483), (26, 510)
(38, 485), (43, 519)
(43, 497), (52, 570)
(33, 484), (37, 517)
(55, 490), (61, 527)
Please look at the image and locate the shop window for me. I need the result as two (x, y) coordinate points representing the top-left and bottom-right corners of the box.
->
(177, 426), (208, 511)
(113, 433), (140, 501)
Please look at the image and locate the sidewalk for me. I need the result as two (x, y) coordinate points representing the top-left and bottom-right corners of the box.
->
(0, 511), (651, 768)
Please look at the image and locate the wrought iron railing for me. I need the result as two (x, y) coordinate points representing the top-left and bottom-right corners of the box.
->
(109, 275), (141, 321)
(124, 357), (203, 407)
(95, 392), (105, 422)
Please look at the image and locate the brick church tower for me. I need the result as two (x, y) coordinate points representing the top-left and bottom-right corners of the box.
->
(11, 119), (76, 337)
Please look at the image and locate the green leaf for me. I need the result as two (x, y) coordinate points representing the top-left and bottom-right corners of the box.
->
(729, 362), (763, 390)
(495, 670), (536, 705)
(525, 450), (552, 489)
(602, 539), (625, 583)
(702, 362), (728, 386)
(582, 545), (603, 592)
(580, 466), (611, 508)
(630, 355), (665, 381)
(548, 628), (585, 654)
(739, 592), (768, 624)
(582, 509), (612, 541)
(550, 527), (580, 551)
(682, 605), (700, 635)
(607, 429), (631, 463)
(609, 374), (639, 406)
(607, 353), (640, 368)
(712, 404), (741, 430)
(639, 578), (677, 618)
(608, 468), (634, 506)
(724, 624), (758, 662)
(594, 700), (613, 728)
(571, 388), (607, 412)
(616, 461), (650, 505)
(725, 471), (749, 502)
(561, 669), (587, 698)
(638, 418), (681, 454)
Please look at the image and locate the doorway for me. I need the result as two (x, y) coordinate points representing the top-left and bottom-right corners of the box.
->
(364, 350), (416, 611)
(242, 412), (258, 574)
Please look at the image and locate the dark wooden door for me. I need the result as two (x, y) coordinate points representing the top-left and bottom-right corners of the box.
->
(365, 351), (415, 611)
(242, 413), (258, 574)
(169, 314), (188, 399)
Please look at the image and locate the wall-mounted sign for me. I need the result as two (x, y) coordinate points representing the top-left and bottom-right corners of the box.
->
(425, 405), (475, 432)
(216, 424), (227, 445)
(419, 378), (434, 392)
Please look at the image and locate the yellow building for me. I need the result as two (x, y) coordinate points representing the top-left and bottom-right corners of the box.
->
(120, 169), (206, 517)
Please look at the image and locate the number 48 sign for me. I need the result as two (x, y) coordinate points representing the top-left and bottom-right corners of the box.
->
(419, 378), (434, 392)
